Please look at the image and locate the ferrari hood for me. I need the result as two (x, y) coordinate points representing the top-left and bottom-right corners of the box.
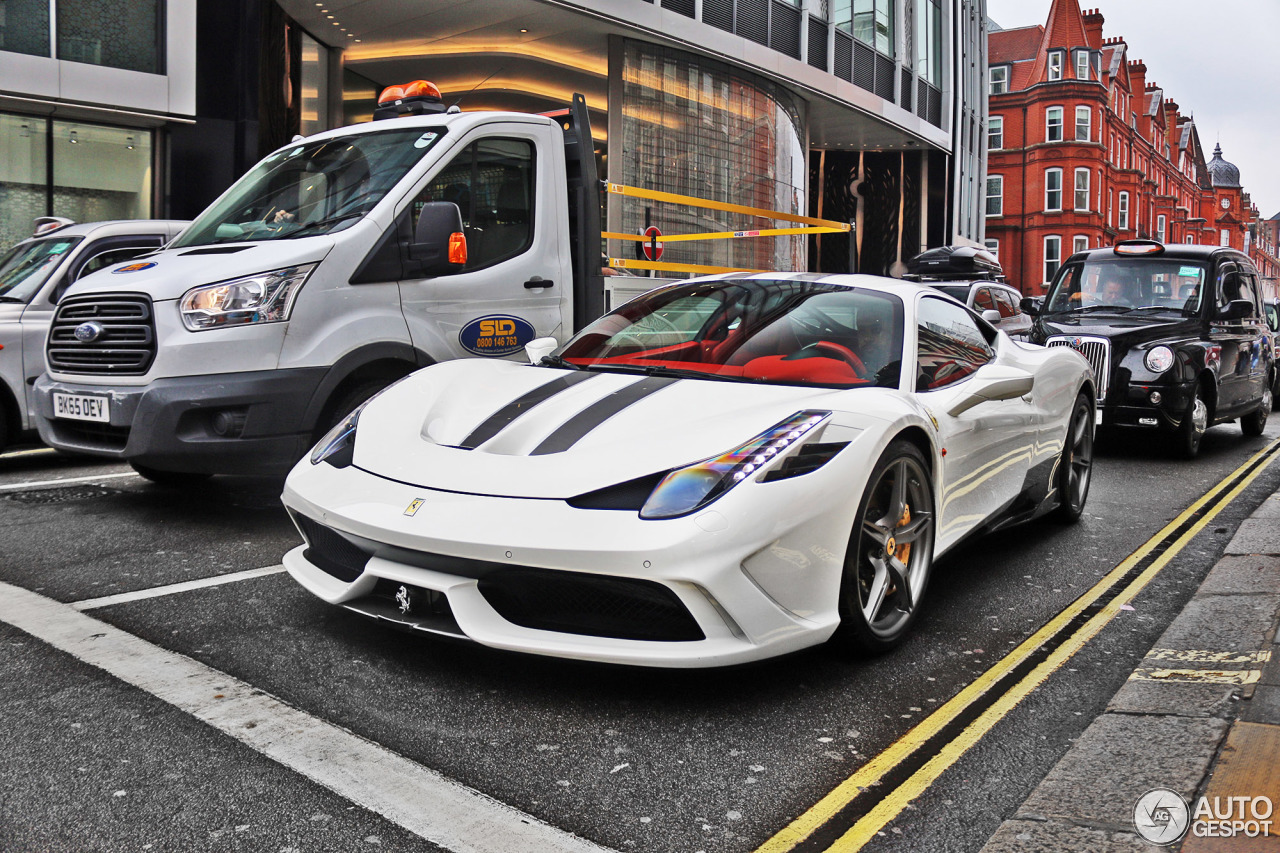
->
(349, 359), (884, 499)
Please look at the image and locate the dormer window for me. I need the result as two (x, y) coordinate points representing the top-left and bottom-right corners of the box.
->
(1075, 50), (1090, 81)
(990, 66), (1008, 95)
(1048, 51), (1064, 81)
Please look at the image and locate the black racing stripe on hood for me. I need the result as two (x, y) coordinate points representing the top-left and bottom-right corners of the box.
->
(531, 376), (678, 456)
(459, 371), (598, 450)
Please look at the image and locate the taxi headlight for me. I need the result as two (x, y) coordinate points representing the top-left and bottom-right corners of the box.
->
(180, 263), (316, 331)
(639, 411), (831, 519)
(1144, 345), (1175, 373)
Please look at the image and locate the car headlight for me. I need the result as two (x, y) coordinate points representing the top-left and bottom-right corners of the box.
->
(1144, 345), (1175, 373)
(180, 263), (316, 331)
(639, 411), (831, 519)
(309, 374), (415, 467)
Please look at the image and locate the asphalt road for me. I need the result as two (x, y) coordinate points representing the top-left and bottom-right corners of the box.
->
(2, 416), (1278, 853)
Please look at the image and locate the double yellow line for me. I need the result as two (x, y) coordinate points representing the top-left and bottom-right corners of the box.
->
(756, 436), (1280, 852)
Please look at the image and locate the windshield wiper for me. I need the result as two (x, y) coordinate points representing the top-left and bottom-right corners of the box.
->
(1126, 306), (1187, 315)
(1067, 304), (1133, 314)
(539, 354), (582, 370)
(284, 210), (367, 238)
(580, 362), (767, 383)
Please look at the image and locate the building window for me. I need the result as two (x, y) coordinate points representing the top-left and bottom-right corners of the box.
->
(1046, 107), (1064, 142)
(1221, 229), (1230, 247)
(1048, 51), (1063, 81)
(990, 66), (1008, 95)
(915, 0), (942, 86)
(1045, 168), (1063, 212)
(1074, 168), (1090, 211)
(1107, 189), (1114, 226)
(57, 0), (164, 74)
(986, 175), (1003, 217)
(988, 116), (1003, 150)
(1075, 106), (1091, 142)
(1044, 236), (1062, 284)
(1075, 50), (1090, 81)
(1157, 214), (1166, 243)
(838, 0), (895, 56)
(1118, 192), (1130, 230)
(984, 238), (999, 259)
(1073, 235), (1089, 255)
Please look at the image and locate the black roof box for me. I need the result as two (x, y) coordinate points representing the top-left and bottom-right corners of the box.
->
(903, 245), (1003, 281)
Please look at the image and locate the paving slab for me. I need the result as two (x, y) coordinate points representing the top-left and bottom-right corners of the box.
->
(1224, 519), (1280, 556)
(980, 818), (1149, 853)
(1107, 679), (1239, 718)
(1198, 556), (1280, 596)
(1016, 714), (1229, 828)
(1242, 684), (1280, 725)
(1244, 495), (1280, 520)
(1151, 596), (1279, 654)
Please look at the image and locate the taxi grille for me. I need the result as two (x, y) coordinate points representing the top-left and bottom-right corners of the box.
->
(1047, 336), (1110, 402)
(47, 294), (156, 375)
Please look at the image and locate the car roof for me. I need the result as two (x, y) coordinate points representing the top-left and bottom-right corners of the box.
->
(16, 220), (188, 244)
(1074, 243), (1250, 264)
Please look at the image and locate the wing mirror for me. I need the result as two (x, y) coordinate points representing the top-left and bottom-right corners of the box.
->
(1216, 299), (1254, 322)
(526, 336), (558, 364)
(407, 201), (467, 276)
(981, 309), (1001, 325)
(1019, 296), (1043, 316)
(947, 366), (1035, 417)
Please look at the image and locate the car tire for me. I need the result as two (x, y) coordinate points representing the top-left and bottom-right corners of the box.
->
(129, 462), (213, 487)
(1242, 382), (1271, 437)
(1271, 367), (1280, 412)
(834, 440), (935, 655)
(1054, 392), (1094, 523)
(1172, 382), (1209, 459)
(315, 380), (392, 442)
(0, 398), (9, 455)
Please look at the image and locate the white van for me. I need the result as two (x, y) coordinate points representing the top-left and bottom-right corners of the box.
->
(34, 87), (614, 482)
(0, 218), (187, 453)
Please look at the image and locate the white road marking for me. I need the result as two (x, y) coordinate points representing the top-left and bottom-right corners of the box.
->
(0, 447), (57, 459)
(0, 471), (139, 492)
(73, 565), (289, 611)
(0, 581), (614, 853)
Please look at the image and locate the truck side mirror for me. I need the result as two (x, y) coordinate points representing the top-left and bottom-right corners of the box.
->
(408, 202), (467, 276)
(1019, 296), (1042, 316)
(1216, 299), (1254, 322)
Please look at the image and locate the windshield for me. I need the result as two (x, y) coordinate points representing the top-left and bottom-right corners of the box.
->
(172, 126), (447, 247)
(934, 285), (971, 302)
(556, 279), (905, 389)
(1045, 258), (1208, 315)
(0, 237), (82, 303)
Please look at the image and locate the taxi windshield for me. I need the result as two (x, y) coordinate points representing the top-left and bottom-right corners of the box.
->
(1045, 258), (1208, 316)
(555, 279), (904, 389)
(0, 237), (82, 303)
(172, 126), (447, 247)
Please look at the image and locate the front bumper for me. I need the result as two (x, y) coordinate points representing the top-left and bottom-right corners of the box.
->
(34, 367), (326, 474)
(1100, 375), (1196, 431)
(281, 459), (855, 668)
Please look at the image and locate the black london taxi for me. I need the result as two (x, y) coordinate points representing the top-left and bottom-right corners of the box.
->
(1024, 239), (1272, 458)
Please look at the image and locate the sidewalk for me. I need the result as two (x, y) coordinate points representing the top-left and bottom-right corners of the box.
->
(980, 493), (1280, 852)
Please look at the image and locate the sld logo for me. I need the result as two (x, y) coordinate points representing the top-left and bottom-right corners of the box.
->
(459, 315), (534, 356)
(480, 319), (517, 337)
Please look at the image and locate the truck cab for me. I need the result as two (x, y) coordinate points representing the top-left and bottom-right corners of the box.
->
(0, 218), (187, 453)
(34, 84), (604, 480)
(1026, 239), (1272, 458)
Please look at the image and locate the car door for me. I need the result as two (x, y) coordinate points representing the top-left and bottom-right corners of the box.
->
(912, 296), (1036, 552)
(398, 125), (568, 361)
(1209, 262), (1252, 415)
(1237, 269), (1270, 408)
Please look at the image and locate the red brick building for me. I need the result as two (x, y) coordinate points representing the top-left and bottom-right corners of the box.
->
(985, 0), (1272, 293)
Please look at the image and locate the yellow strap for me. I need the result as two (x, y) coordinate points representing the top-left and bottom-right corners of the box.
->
(602, 225), (845, 244)
(608, 258), (770, 275)
(607, 183), (850, 230)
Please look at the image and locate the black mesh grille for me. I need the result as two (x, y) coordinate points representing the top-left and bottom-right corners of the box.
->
(296, 515), (370, 583)
(925, 84), (943, 127)
(46, 420), (130, 451)
(47, 294), (156, 375)
(807, 17), (828, 70)
(834, 30), (853, 81)
(703, 0), (733, 32)
(478, 568), (705, 642)
(874, 54), (895, 101)
(770, 2), (800, 59)
(662, 0), (694, 17)
(900, 68), (913, 111)
(737, 0), (768, 46)
(853, 41), (875, 91)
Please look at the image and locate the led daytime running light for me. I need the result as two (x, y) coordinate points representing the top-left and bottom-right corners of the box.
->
(640, 410), (831, 519)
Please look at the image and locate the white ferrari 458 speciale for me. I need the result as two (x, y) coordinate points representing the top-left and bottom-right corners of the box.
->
(282, 273), (1095, 667)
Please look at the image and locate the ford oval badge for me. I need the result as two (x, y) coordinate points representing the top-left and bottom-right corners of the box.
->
(112, 261), (157, 274)
(74, 321), (104, 343)
(459, 315), (535, 357)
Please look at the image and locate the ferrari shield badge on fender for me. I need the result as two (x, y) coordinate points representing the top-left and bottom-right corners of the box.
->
(404, 498), (424, 516)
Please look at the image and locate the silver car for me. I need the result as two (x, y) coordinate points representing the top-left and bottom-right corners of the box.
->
(0, 218), (187, 452)
(930, 280), (1034, 340)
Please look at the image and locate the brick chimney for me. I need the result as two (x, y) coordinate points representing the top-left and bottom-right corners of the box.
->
(1128, 60), (1147, 116)
(1083, 8), (1105, 50)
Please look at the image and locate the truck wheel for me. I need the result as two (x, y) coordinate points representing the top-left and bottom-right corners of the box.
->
(0, 399), (8, 455)
(1171, 382), (1209, 459)
(1242, 384), (1271, 437)
(316, 380), (389, 440)
(129, 462), (213, 487)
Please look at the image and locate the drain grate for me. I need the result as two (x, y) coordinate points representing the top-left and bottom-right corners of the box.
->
(6, 485), (123, 504)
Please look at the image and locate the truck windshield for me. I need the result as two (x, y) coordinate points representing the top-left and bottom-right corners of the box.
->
(1044, 258), (1208, 315)
(0, 237), (82, 304)
(554, 279), (904, 389)
(172, 126), (447, 247)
